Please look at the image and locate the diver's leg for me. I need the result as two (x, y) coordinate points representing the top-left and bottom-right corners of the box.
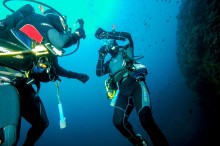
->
(113, 93), (143, 145)
(0, 82), (20, 146)
(18, 85), (49, 146)
(134, 81), (169, 146)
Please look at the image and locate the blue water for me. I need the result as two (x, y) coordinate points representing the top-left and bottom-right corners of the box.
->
(1, 0), (207, 146)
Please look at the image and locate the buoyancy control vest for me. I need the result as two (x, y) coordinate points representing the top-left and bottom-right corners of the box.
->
(108, 47), (148, 83)
(109, 47), (133, 82)
(109, 47), (133, 74)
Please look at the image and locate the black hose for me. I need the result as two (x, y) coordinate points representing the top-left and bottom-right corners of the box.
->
(3, 0), (65, 21)
(134, 55), (144, 60)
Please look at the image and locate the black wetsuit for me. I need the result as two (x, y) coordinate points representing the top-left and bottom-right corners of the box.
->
(96, 31), (169, 146)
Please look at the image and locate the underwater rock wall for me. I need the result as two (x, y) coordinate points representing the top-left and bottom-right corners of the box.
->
(176, 0), (220, 144)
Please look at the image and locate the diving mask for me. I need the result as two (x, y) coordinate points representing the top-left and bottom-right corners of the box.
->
(105, 39), (119, 57)
(105, 39), (118, 51)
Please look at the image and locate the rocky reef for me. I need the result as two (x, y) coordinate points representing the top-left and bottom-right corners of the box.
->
(176, 0), (220, 144)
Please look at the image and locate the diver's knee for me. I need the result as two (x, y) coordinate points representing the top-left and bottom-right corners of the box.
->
(0, 125), (17, 146)
(40, 120), (49, 130)
(34, 120), (49, 132)
(139, 106), (151, 117)
(138, 106), (153, 126)
(113, 116), (124, 130)
(44, 120), (49, 129)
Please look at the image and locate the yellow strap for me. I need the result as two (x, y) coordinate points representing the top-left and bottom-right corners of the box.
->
(0, 44), (49, 56)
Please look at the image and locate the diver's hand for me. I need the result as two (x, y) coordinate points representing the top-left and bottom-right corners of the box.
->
(76, 73), (89, 83)
(73, 18), (85, 39)
(95, 27), (108, 39)
(77, 18), (84, 28)
(98, 46), (108, 59)
(74, 27), (86, 39)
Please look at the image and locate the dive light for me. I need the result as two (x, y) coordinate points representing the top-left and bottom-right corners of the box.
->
(58, 102), (66, 129)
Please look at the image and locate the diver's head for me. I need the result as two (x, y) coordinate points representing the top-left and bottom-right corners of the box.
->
(106, 39), (118, 49)
(44, 9), (67, 32)
(105, 39), (119, 56)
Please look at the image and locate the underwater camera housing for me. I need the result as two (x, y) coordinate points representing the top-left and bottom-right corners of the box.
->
(105, 77), (118, 100)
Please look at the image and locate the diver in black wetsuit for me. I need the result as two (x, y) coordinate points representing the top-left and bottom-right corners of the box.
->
(95, 27), (169, 146)
(0, 4), (89, 146)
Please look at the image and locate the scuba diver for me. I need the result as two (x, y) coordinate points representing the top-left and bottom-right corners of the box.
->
(0, 2), (89, 146)
(95, 27), (169, 146)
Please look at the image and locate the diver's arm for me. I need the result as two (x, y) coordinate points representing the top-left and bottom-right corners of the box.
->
(96, 58), (109, 76)
(62, 33), (78, 48)
(63, 26), (86, 48)
(48, 28), (85, 49)
(96, 46), (110, 76)
(59, 69), (89, 83)
(108, 31), (134, 48)
(48, 29), (75, 48)
(95, 27), (134, 48)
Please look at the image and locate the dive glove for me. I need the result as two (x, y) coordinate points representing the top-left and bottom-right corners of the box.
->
(98, 46), (108, 59)
(73, 19), (86, 39)
(74, 28), (86, 39)
(76, 18), (84, 28)
(95, 27), (108, 39)
(76, 73), (89, 83)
